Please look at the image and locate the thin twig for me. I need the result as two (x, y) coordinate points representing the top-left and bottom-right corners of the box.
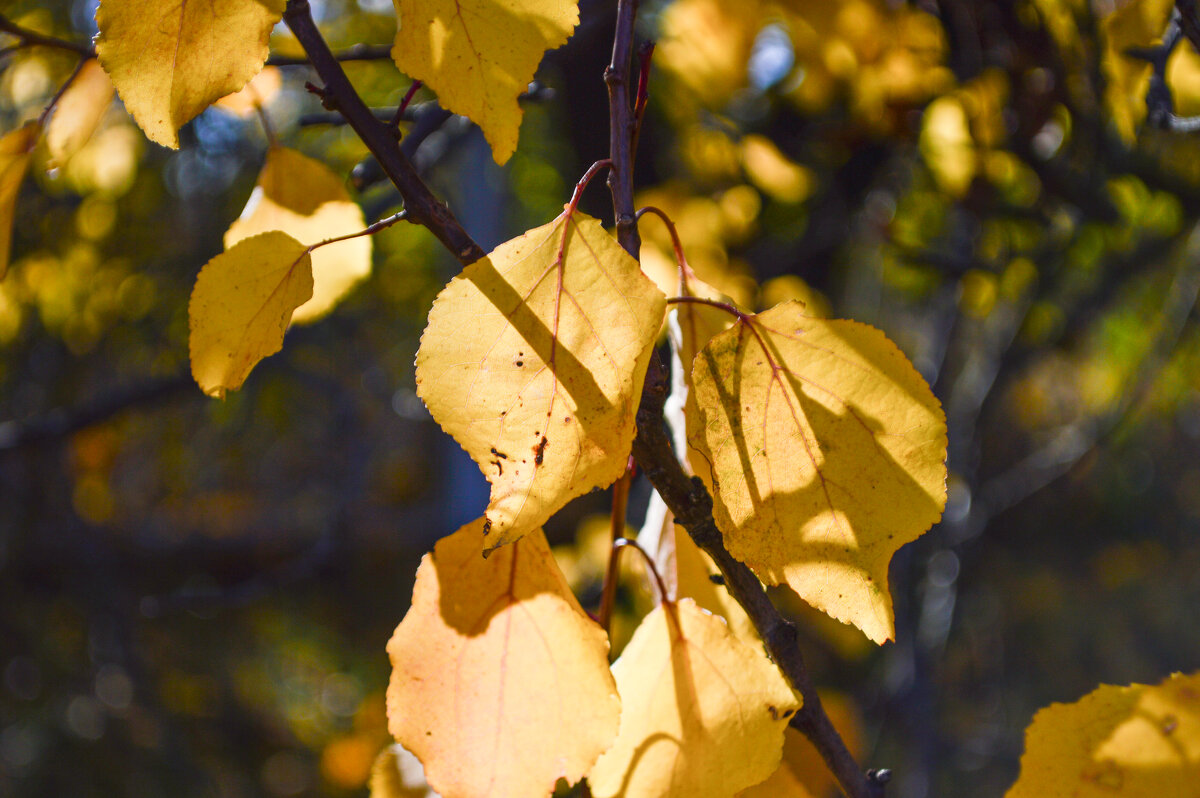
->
(281, 0), (484, 265)
(0, 13), (92, 56)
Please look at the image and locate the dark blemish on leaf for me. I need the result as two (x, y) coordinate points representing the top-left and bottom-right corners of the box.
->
(767, 705), (781, 720)
(534, 435), (548, 465)
(482, 518), (492, 536)
(563, 416), (571, 424)
(708, 573), (725, 586)
(516, 360), (523, 367)
(1163, 715), (1179, 735)
(490, 447), (508, 459)
(491, 460), (503, 475)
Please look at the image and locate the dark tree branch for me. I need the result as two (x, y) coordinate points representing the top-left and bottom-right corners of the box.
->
(282, 0), (484, 264)
(0, 13), (92, 56)
(602, 2), (880, 797)
(0, 372), (193, 453)
(266, 43), (392, 66)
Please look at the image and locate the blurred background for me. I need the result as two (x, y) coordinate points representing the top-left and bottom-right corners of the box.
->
(2, 0), (1200, 796)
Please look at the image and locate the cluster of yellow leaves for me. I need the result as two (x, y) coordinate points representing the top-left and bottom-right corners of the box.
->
(658, 0), (952, 128)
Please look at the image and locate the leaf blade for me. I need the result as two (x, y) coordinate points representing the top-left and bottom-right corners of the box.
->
(95, 0), (285, 148)
(588, 599), (800, 798)
(415, 212), (666, 551)
(386, 519), (620, 798)
(188, 231), (314, 398)
(688, 301), (948, 643)
(390, 0), (579, 163)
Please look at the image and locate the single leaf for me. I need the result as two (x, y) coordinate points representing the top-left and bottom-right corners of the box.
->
(386, 519), (619, 798)
(0, 122), (39, 281)
(45, 60), (114, 167)
(687, 301), (947, 644)
(390, 0), (579, 164)
(95, 0), (285, 148)
(588, 599), (800, 798)
(1007, 671), (1200, 797)
(225, 146), (371, 323)
(415, 211), (666, 551)
(188, 231), (313, 398)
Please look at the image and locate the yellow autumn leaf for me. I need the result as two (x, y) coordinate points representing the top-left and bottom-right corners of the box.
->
(225, 146), (371, 324)
(0, 122), (39, 281)
(188, 231), (314, 398)
(390, 0), (578, 164)
(589, 598), (800, 798)
(45, 60), (114, 168)
(95, 0), (285, 148)
(687, 301), (947, 644)
(415, 211), (665, 551)
(1007, 671), (1200, 797)
(386, 519), (619, 798)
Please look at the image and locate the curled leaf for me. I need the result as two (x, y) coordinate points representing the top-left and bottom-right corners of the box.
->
(386, 519), (619, 798)
(415, 211), (665, 551)
(687, 301), (947, 643)
(188, 231), (313, 398)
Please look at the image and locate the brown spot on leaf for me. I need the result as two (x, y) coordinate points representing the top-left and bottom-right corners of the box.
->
(534, 435), (548, 465)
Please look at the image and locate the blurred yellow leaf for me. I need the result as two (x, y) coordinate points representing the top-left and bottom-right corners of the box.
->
(588, 599), (800, 798)
(95, 0), (285, 148)
(45, 60), (114, 167)
(390, 0), (578, 164)
(742, 136), (814, 204)
(225, 146), (370, 323)
(188, 231), (313, 398)
(658, 0), (760, 105)
(386, 519), (619, 798)
(0, 122), (38, 280)
(673, 525), (756, 642)
(415, 212), (665, 551)
(1101, 0), (1173, 143)
(215, 66), (282, 117)
(687, 301), (947, 643)
(1007, 671), (1200, 797)
(920, 95), (975, 196)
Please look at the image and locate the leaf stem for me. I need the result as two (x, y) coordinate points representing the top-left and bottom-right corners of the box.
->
(308, 210), (407, 252)
(597, 463), (634, 634)
(389, 79), (423, 132)
(0, 13), (93, 56)
(665, 295), (747, 321)
(635, 205), (697, 291)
